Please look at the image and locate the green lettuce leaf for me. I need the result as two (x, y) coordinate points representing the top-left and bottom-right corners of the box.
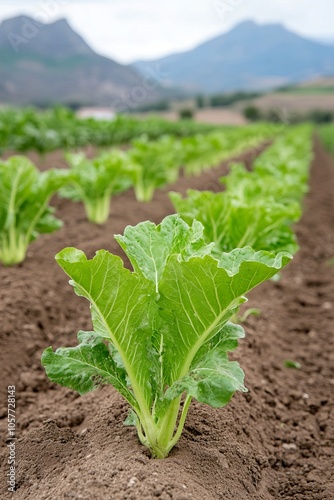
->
(165, 323), (246, 408)
(115, 215), (213, 291)
(54, 247), (155, 409)
(42, 331), (136, 406)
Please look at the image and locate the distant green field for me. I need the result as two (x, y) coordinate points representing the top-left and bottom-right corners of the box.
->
(280, 86), (334, 95)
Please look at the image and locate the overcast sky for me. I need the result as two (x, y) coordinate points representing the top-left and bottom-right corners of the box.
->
(0, 0), (333, 63)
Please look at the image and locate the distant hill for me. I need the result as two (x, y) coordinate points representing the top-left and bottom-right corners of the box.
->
(133, 21), (334, 94)
(0, 15), (166, 107)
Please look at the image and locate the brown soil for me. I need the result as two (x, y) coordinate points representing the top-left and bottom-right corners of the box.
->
(1, 139), (333, 500)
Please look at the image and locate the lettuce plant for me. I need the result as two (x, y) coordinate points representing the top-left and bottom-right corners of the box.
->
(42, 215), (291, 458)
(180, 134), (221, 176)
(0, 156), (69, 266)
(170, 189), (300, 256)
(252, 125), (313, 181)
(128, 136), (181, 202)
(217, 126), (313, 208)
(62, 150), (132, 224)
(179, 125), (278, 177)
(220, 163), (308, 206)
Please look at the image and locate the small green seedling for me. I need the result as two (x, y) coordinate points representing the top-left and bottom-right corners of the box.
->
(284, 360), (301, 369)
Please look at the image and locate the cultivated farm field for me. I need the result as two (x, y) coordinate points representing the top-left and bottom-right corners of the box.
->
(0, 116), (333, 499)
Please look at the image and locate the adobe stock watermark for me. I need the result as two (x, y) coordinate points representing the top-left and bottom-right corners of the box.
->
(7, 0), (71, 53)
(111, 64), (170, 113)
(213, 0), (243, 19)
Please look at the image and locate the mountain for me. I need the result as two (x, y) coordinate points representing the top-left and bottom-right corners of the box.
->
(133, 21), (334, 94)
(1, 16), (333, 106)
(0, 15), (162, 107)
(0, 15), (94, 58)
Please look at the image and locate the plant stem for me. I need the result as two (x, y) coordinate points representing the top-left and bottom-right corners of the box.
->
(84, 193), (111, 224)
(142, 395), (193, 458)
(0, 227), (27, 265)
(156, 396), (182, 449)
(166, 395), (192, 454)
(134, 184), (154, 203)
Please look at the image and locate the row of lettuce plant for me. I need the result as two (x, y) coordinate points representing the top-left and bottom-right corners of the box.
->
(0, 106), (289, 157)
(0, 124), (278, 266)
(40, 125), (313, 459)
(0, 107), (220, 155)
(319, 124), (334, 156)
(171, 125), (313, 256)
(61, 123), (279, 215)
